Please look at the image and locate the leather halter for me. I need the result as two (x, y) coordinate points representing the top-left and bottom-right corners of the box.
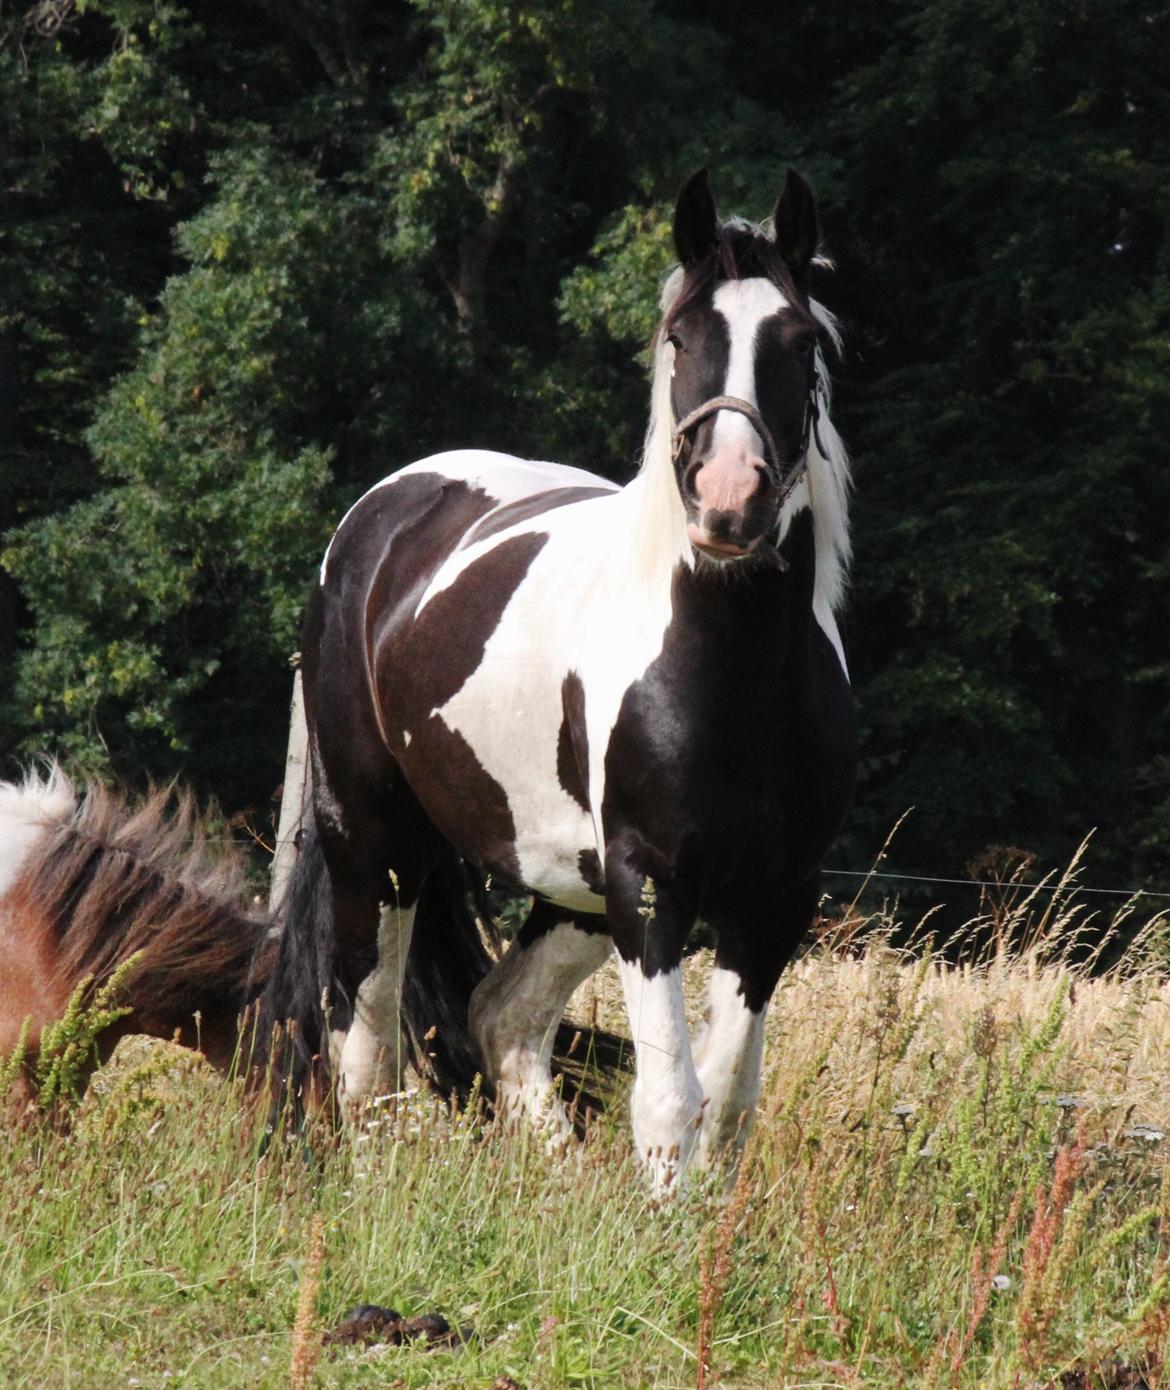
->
(671, 371), (823, 511)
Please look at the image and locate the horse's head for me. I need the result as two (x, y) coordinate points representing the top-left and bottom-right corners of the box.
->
(665, 168), (823, 562)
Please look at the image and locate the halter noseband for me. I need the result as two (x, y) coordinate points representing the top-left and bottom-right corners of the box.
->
(670, 372), (823, 512)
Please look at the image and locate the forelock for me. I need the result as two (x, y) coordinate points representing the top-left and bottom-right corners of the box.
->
(664, 220), (814, 335)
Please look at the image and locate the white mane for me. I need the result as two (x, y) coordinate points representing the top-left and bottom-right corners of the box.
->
(0, 761), (77, 898)
(620, 265), (693, 589)
(632, 237), (852, 615)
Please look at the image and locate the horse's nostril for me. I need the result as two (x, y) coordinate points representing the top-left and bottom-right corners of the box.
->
(683, 460), (703, 497)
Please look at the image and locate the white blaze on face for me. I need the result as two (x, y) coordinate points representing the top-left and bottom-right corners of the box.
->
(710, 278), (788, 458)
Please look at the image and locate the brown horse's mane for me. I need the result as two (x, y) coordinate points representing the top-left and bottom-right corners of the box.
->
(9, 767), (269, 1033)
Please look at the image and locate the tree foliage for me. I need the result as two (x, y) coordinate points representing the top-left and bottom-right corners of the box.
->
(826, 0), (1170, 883)
(1, 0), (1167, 889)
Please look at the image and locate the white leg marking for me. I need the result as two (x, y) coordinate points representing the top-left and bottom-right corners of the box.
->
(327, 1028), (346, 1079)
(337, 901), (415, 1119)
(616, 959), (704, 1192)
(693, 967), (767, 1169)
(470, 921), (611, 1142)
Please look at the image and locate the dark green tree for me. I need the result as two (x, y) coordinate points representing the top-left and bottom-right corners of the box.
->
(1, 0), (768, 811)
(822, 0), (1170, 886)
(2, 0), (1167, 902)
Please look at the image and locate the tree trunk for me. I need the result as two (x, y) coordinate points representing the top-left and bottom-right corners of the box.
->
(442, 152), (522, 344)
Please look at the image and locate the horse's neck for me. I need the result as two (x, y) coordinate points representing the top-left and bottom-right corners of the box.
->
(106, 900), (264, 1075)
(697, 513), (819, 643)
(593, 463), (846, 683)
(46, 836), (265, 1062)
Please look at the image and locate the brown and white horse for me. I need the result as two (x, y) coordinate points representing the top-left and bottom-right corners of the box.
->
(0, 764), (270, 1105)
(258, 168), (858, 1189)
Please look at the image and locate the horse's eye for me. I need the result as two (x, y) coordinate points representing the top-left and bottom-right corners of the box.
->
(795, 337), (814, 359)
(666, 332), (685, 353)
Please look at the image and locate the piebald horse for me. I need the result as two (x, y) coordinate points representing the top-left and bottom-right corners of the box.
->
(0, 765), (268, 1106)
(261, 169), (857, 1187)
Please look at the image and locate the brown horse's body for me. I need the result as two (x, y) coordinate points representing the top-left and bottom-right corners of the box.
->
(0, 766), (270, 1105)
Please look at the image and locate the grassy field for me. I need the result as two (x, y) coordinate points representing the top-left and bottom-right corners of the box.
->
(3, 886), (1170, 1389)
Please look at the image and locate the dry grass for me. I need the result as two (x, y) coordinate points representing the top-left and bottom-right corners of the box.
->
(574, 912), (1170, 1140)
(3, 884), (1169, 1387)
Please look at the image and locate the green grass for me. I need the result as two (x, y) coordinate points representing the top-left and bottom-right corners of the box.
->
(4, 894), (1170, 1389)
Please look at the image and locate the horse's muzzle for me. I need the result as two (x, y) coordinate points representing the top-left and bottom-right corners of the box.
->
(684, 452), (779, 559)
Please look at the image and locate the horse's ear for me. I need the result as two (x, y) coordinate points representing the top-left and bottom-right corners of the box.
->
(673, 168), (718, 268)
(773, 169), (819, 286)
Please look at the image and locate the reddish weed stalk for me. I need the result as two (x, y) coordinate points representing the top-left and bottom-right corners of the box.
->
(290, 1212), (326, 1390)
(814, 1210), (847, 1340)
(924, 1186), (1027, 1380)
(697, 1153), (756, 1390)
(1015, 1124), (1088, 1375)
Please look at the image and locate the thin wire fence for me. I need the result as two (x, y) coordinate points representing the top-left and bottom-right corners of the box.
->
(823, 869), (1170, 902)
(198, 835), (1170, 904)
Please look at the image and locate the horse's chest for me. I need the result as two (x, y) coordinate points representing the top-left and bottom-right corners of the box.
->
(599, 616), (856, 891)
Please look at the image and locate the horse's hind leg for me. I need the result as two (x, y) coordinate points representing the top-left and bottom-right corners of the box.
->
(312, 759), (441, 1121)
(469, 900), (611, 1139)
(335, 896), (416, 1118)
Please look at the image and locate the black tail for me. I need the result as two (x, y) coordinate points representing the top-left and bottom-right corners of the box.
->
(400, 849), (500, 1100)
(250, 819), (343, 1109)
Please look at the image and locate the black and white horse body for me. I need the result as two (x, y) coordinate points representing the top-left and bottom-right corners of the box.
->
(288, 169), (857, 1188)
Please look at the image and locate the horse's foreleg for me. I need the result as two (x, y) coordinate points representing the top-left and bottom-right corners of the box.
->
(692, 965), (769, 1170)
(606, 834), (702, 1192)
(695, 875), (819, 1170)
(469, 900), (610, 1140)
